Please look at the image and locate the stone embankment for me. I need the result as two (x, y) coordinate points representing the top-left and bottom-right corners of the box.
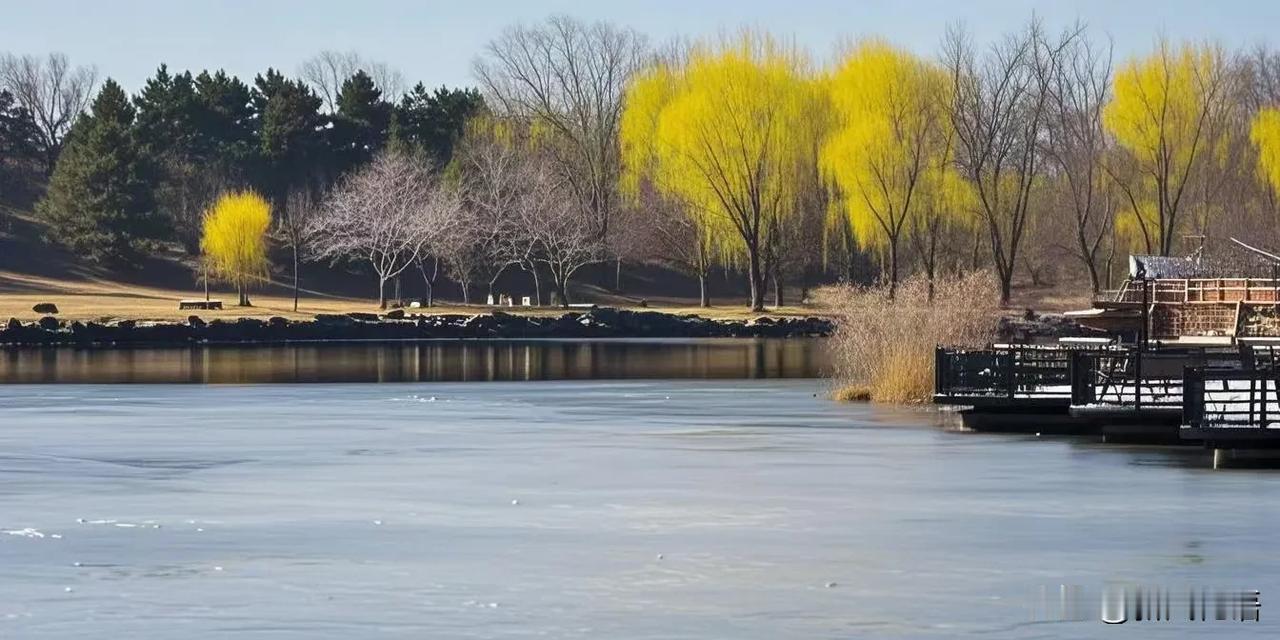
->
(0, 307), (834, 347)
(996, 310), (1109, 342)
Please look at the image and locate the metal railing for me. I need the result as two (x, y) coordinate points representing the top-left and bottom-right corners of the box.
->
(934, 344), (1114, 401)
(1184, 367), (1280, 429)
(1070, 348), (1246, 411)
(935, 341), (1268, 419)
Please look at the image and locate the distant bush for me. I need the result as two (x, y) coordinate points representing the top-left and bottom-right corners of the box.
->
(818, 271), (999, 403)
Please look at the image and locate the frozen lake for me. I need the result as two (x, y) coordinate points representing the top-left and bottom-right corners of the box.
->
(2, 378), (1279, 638)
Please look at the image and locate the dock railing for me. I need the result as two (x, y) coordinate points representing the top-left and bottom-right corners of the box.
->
(1070, 348), (1244, 412)
(934, 344), (1112, 403)
(1183, 367), (1280, 429)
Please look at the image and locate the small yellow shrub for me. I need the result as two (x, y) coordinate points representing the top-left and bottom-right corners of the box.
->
(832, 385), (873, 402)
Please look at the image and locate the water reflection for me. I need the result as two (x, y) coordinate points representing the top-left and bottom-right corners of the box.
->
(0, 338), (829, 384)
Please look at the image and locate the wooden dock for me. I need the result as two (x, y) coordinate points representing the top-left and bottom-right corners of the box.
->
(933, 342), (1280, 465)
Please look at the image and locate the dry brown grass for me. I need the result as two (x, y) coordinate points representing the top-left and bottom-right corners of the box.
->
(818, 272), (1000, 404)
(0, 269), (829, 322)
(832, 385), (872, 402)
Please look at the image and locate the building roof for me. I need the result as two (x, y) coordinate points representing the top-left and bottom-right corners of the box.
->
(1130, 250), (1278, 279)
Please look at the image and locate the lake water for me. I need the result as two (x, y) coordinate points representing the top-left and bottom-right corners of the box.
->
(1, 346), (1279, 638)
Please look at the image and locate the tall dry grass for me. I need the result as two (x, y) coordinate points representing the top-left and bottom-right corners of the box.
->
(817, 271), (1000, 404)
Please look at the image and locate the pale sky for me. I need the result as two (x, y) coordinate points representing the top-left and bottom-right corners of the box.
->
(2, 0), (1278, 93)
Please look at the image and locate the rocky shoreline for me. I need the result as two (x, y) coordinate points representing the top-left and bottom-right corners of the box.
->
(996, 310), (1108, 342)
(0, 307), (834, 347)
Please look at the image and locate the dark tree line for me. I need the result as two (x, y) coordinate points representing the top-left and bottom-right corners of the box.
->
(0, 54), (484, 263)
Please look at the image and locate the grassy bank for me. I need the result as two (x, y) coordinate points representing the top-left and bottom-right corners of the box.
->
(819, 272), (999, 404)
(0, 270), (828, 323)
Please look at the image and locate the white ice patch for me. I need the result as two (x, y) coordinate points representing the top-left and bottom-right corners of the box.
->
(77, 519), (162, 529)
(4, 528), (49, 539)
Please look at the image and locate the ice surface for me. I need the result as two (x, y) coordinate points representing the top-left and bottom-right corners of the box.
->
(0, 381), (1277, 638)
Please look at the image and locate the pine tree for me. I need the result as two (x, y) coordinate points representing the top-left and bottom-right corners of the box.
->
(332, 70), (391, 171)
(1, 89), (41, 207)
(133, 65), (201, 157)
(193, 69), (258, 176)
(0, 90), (38, 161)
(254, 68), (326, 200)
(36, 79), (159, 262)
(395, 84), (485, 164)
(134, 65), (208, 249)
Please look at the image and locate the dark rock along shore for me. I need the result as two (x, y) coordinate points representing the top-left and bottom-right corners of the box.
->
(0, 308), (834, 347)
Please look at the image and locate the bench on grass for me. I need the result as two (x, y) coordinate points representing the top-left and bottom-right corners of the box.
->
(179, 299), (223, 310)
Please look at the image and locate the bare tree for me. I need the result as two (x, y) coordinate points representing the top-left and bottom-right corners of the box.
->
(520, 161), (606, 307)
(619, 185), (717, 306)
(299, 50), (405, 112)
(444, 123), (527, 304)
(436, 223), (492, 305)
(1041, 26), (1115, 293)
(942, 19), (1075, 304)
(0, 52), (97, 174)
(308, 150), (458, 308)
(474, 15), (647, 287)
(278, 188), (316, 312)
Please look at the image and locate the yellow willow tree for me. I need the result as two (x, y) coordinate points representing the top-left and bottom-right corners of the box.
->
(1103, 39), (1234, 256)
(620, 32), (819, 311)
(821, 40), (950, 296)
(908, 131), (974, 300)
(1252, 107), (1280, 206)
(201, 191), (271, 306)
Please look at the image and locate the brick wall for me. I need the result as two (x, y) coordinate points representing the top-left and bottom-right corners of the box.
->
(1151, 303), (1238, 338)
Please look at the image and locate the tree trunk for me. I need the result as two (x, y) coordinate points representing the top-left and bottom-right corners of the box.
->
(416, 257), (437, 307)
(887, 239), (899, 299)
(615, 257), (622, 292)
(747, 245), (765, 312)
(698, 274), (709, 307)
(530, 265), (542, 306)
(999, 269), (1012, 307)
(772, 271), (784, 308)
(1085, 258), (1101, 295)
(377, 276), (387, 309)
(554, 274), (570, 308)
(292, 247), (300, 312)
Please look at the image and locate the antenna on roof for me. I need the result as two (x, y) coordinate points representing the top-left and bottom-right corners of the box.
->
(1183, 234), (1206, 258)
(1230, 237), (1280, 263)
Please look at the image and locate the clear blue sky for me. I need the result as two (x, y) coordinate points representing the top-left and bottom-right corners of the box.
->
(2, 0), (1277, 93)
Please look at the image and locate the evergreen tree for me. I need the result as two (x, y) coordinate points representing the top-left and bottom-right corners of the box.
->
(193, 69), (258, 175)
(134, 65), (208, 249)
(1, 89), (41, 208)
(332, 70), (391, 172)
(395, 84), (485, 164)
(133, 65), (201, 157)
(0, 89), (39, 161)
(253, 68), (326, 200)
(36, 79), (159, 262)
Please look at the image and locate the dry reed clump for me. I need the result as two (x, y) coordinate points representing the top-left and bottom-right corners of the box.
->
(817, 271), (1000, 404)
